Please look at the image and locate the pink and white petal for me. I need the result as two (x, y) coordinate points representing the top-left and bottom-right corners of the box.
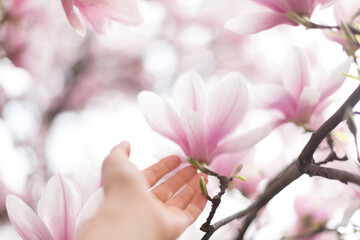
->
(340, 200), (360, 226)
(225, 12), (295, 35)
(205, 72), (249, 152)
(138, 91), (190, 155)
(252, 0), (286, 13)
(211, 125), (272, 158)
(61, 0), (86, 36)
(37, 175), (81, 240)
(252, 83), (297, 118)
(333, 0), (359, 23)
(181, 108), (208, 162)
(282, 47), (311, 100)
(173, 71), (206, 116)
(76, 4), (111, 34)
(210, 151), (252, 177)
(318, 0), (338, 10)
(6, 195), (53, 240)
(90, 0), (143, 26)
(318, 58), (352, 100)
(323, 29), (347, 47)
(295, 86), (320, 124)
(75, 188), (105, 238)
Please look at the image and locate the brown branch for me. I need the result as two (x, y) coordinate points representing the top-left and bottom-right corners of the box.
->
(201, 162), (302, 240)
(201, 84), (360, 239)
(315, 152), (348, 166)
(199, 166), (232, 233)
(298, 85), (360, 170)
(305, 164), (360, 185)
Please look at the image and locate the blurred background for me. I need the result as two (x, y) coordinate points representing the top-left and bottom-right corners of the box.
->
(0, 0), (360, 239)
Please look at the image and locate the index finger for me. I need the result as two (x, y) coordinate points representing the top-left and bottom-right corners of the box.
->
(142, 155), (181, 187)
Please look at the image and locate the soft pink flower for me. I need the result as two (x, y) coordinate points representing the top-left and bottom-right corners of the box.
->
(6, 174), (104, 240)
(138, 71), (271, 165)
(253, 47), (351, 130)
(61, 0), (143, 36)
(225, 0), (336, 34)
(324, 0), (360, 54)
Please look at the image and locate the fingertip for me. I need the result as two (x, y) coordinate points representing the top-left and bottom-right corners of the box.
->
(111, 141), (131, 156)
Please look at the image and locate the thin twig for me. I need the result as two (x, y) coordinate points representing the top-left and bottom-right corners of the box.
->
(200, 167), (232, 232)
(201, 84), (360, 239)
(315, 152), (348, 166)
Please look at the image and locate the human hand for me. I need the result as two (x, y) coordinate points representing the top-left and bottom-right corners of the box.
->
(76, 141), (208, 240)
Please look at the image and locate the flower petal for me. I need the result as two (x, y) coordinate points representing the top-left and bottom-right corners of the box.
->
(204, 72), (249, 152)
(173, 71), (205, 116)
(138, 91), (190, 155)
(225, 12), (295, 34)
(282, 47), (311, 100)
(252, 83), (297, 118)
(295, 86), (320, 124)
(76, 4), (111, 34)
(6, 195), (53, 240)
(74, 188), (105, 238)
(61, 0), (86, 36)
(88, 0), (143, 26)
(181, 108), (208, 162)
(37, 174), (81, 240)
(317, 58), (351, 100)
(211, 125), (272, 157)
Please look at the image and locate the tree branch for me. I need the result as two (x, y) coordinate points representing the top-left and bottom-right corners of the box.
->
(305, 164), (360, 185)
(201, 84), (360, 239)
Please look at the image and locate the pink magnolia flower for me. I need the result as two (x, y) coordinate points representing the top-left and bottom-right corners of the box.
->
(225, 0), (336, 34)
(61, 0), (143, 36)
(253, 47), (351, 130)
(324, 0), (360, 54)
(6, 174), (103, 240)
(138, 71), (271, 165)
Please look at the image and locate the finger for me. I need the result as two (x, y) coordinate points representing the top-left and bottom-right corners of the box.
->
(166, 173), (207, 210)
(102, 141), (142, 193)
(142, 155), (181, 188)
(183, 188), (208, 225)
(151, 166), (197, 202)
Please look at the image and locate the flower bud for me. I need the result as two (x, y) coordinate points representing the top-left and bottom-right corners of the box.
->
(231, 163), (243, 179)
(199, 176), (208, 197)
(187, 157), (204, 171)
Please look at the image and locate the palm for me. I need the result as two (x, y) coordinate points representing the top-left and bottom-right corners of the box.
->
(142, 156), (208, 238)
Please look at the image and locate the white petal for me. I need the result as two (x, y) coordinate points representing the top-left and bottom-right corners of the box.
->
(181, 108), (208, 162)
(225, 12), (295, 34)
(252, 83), (297, 118)
(295, 86), (320, 123)
(211, 125), (272, 157)
(341, 200), (360, 226)
(61, 0), (86, 36)
(173, 71), (205, 116)
(37, 174), (81, 240)
(317, 58), (352, 100)
(138, 91), (190, 155)
(75, 188), (105, 238)
(204, 72), (249, 152)
(6, 195), (53, 240)
(282, 47), (311, 100)
(92, 0), (144, 26)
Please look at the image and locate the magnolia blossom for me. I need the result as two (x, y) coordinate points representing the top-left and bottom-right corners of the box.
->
(61, 0), (143, 36)
(324, 0), (360, 55)
(225, 0), (335, 34)
(253, 47), (351, 130)
(138, 71), (271, 165)
(6, 174), (103, 240)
